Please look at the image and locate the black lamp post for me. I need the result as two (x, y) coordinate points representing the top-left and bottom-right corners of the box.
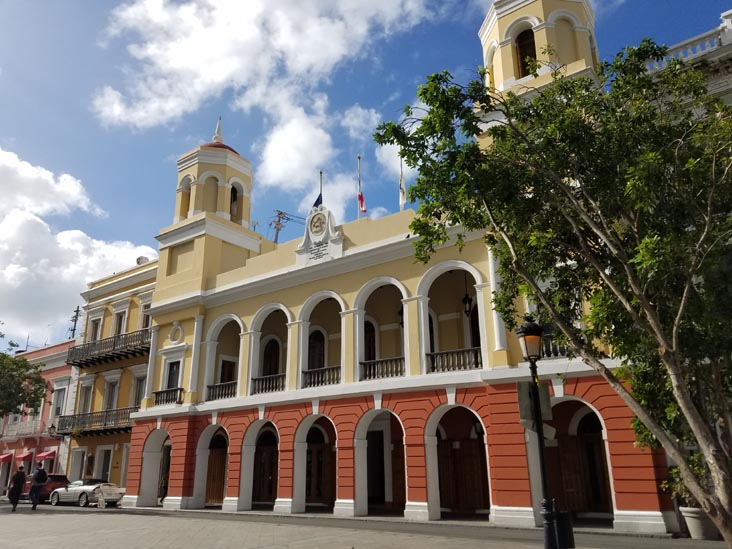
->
(516, 315), (559, 549)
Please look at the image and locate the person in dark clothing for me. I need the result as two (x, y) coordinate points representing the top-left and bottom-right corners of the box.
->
(8, 465), (26, 512)
(29, 462), (47, 510)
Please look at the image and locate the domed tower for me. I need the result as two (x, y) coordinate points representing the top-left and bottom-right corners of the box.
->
(155, 119), (263, 301)
(479, 0), (598, 92)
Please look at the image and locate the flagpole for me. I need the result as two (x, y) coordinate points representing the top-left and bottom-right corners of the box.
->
(320, 170), (323, 202)
(357, 154), (361, 220)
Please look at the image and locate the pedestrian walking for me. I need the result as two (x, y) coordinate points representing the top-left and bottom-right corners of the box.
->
(29, 462), (48, 510)
(8, 465), (26, 512)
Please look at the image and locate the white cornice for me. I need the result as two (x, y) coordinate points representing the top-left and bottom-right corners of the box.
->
(177, 148), (253, 178)
(156, 216), (261, 253)
(131, 358), (618, 420)
(83, 265), (158, 302)
(84, 282), (157, 310)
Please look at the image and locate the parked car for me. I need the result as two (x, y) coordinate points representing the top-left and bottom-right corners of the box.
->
(49, 479), (123, 507)
(20, 474), (70, 503)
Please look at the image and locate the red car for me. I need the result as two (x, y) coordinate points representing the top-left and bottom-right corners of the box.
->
(20, 474), (70, 503)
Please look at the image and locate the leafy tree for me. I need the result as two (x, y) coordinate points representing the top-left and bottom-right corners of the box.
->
(375, 40), (732, 543)
(0, 324), (46, 417)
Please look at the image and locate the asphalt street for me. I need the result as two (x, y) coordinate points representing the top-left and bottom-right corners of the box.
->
(0, 501), (725, 548)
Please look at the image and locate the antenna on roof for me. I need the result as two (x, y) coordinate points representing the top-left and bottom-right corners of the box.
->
(68, 306), (81, 339)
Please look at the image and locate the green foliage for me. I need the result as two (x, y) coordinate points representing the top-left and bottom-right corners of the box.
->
(376, 38), (732, 519)
(0, 352), (46, 417)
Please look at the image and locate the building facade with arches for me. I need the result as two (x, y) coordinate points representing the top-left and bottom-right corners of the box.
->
(53, 0), (732, 535)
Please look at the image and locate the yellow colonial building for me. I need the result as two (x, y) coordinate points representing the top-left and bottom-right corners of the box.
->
(56, 0), (732, 536)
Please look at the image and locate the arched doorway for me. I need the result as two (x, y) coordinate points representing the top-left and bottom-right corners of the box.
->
(354, 410), (406, 516)
(291, 415), (337, 513)
(547, 401), (614, 523)
(252, 428), (279, 509)
(137, 429), (172, 507)
(431, 406), (490, 519)
(205, 430), (228, 507)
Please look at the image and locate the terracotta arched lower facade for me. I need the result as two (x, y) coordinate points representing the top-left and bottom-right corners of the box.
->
(123, 380), (673, 533)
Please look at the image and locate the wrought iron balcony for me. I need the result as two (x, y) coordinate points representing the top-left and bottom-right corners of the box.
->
(251, 373), (286, 395)
(153, 387), (184, 406)
(56, 407), (138, 436)
(2, 418), (45, 438)
(302, 365), (341, 388)
(207, 381), (237, 401)
(427, 347), (482, 373)
(360, 357), (405, 380)
(67, 328), (151, 367)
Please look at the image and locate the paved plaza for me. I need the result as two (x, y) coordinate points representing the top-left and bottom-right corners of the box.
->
(0, 502), (725, 549)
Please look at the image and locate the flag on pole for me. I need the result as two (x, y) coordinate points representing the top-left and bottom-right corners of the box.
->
(357, 154), (367, 214)
(399, 158), (406, 211)
(312, 170), (323, 208)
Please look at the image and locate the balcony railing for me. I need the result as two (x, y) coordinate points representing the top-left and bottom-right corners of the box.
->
(2, 418), (45, 438)
(360, 357), (405, 380)
(647, 28), (721, 71)
(207, 381), (238, 401)
(56, 407), (138, 435)
(302, 366), (341, 388)
(427, 347), (482, 373)
(541, 327), (568, 359)
(153, 387), (184, 406)
(251, 373), (286, 395)
(67, 328), (151, 367)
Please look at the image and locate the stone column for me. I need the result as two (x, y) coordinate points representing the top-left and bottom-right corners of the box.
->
(143, 326), (159, 402)
(187, 314), (205, 399)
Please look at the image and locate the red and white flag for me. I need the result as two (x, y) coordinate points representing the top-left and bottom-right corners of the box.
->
(358, 191), (366, 213)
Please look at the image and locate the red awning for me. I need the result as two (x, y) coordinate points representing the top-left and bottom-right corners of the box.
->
(0, 453), (12, 463)
(15, 451), (33, 461)
(36, 450), (56, 460)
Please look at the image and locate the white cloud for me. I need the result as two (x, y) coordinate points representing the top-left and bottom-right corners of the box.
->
(590, 0), (626, 15)
(297, 173), (360, 225)
(375, 142), (417, 183)
(0, 150), (156, 347)
(341, 104), (382, 143)
(369, 206), (389, 220)
(0, 148), (105, 218)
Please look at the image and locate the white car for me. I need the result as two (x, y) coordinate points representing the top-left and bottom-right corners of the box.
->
(49, 479), (123, 507)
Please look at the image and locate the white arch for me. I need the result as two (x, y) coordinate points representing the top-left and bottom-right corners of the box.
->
(416, 260), (484, 298)
(238, 419), (280, 511)
(423, 404), (491, 521)
(484, 39), (500, 68)
(292, 414), (338, 513)
(503, 15), (542, 42)
(137, 428), (171, 507)
(196, 170), (224, 186)
(353, 408), (406, 516)
(547, 9), (583, 28)
(205, 314), (245, 343)
(177, 174), (195, 191)
(353, 276), (409, 311)
(227, 176), (250, 196)
(299, 290), (346, 322)
(251, 303), (294, 332)
(191, 424), (229, 509)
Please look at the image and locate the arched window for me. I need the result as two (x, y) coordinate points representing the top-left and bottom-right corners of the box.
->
(364, 321), (376, 361)
(308, 330), (325, 370)
(230, 186), (238, 218)
(516, 29), (537, 79)
(263, 339), (280, 377)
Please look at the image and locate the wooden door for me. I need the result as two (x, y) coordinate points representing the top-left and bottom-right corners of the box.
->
(205, 448), (227, 506)
(437, 438), (490, 513)
(253, 446), (278, 504)
(305, 443), (335, 507)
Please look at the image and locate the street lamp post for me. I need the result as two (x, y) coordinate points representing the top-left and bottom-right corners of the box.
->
(516, 315), (560, 549)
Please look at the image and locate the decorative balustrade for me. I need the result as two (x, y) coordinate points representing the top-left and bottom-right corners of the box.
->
(207, 381), (237, 401)
(251, 373), (286, 395)
(360, 357), (405, 380)
(2, 418), (44, 438)
(56, 407), (138, 435)
(67, 328), (151, 367)
(153, 387), (184, 406)
(427, 347), (482, 373)
(302, 366), (341, 388)
(647, 28), (721, 71)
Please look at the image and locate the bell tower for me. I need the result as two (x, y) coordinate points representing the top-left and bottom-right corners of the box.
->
(154, 119), (263, 303)
(479, 0), (598, 92)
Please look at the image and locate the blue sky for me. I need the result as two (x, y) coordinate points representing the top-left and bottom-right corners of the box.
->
(0, 0), (729, 348)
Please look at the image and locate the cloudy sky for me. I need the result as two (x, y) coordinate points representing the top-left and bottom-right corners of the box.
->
(0, 0), (729, 349)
